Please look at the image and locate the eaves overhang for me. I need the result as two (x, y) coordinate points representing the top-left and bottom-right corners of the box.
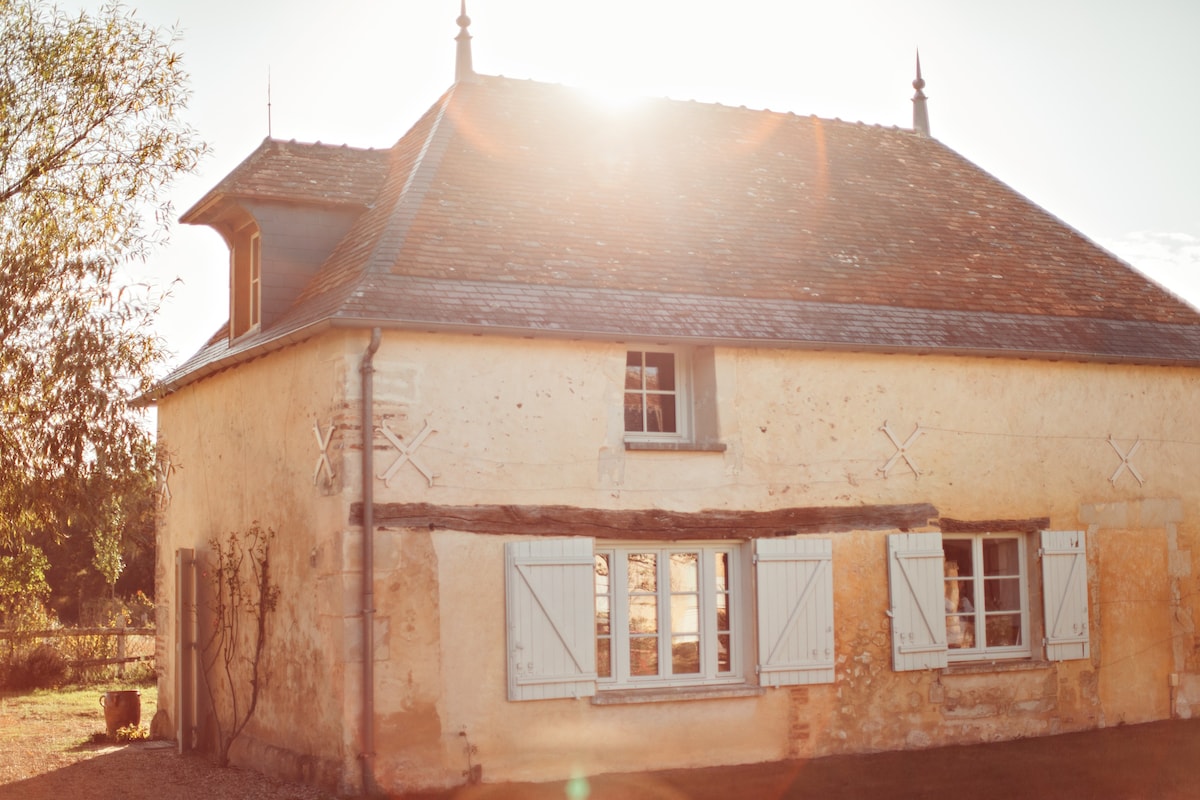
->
(140, 286), (1200, 406)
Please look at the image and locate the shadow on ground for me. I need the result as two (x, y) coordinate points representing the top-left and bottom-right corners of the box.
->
(4, 719), (1199, 799)
(402, 718), (1200, 799)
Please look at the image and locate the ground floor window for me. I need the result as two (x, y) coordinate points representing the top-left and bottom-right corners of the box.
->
(942, 533), (1030, 661)
(888, 530), (1089, 672)
(595, 545), (738, 687)
(505, 536), (835, 701)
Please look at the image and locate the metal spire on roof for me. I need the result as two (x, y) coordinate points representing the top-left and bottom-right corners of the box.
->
(912, 50), (930, 137)
(455, 0), (476, 83)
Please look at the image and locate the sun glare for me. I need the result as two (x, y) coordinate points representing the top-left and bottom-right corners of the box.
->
(579, 83), (647, 113)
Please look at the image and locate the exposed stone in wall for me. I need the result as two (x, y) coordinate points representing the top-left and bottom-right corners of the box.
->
(373, 528), (448, 788)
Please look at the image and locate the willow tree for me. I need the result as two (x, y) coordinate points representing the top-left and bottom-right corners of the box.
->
(0, 0), (205, 552)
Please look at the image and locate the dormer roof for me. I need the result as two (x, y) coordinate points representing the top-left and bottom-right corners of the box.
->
(180, 138), (390, 227)
(156, 74), (1200, 398)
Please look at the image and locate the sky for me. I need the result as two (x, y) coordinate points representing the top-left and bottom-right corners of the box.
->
(94, 0), (1200, 371)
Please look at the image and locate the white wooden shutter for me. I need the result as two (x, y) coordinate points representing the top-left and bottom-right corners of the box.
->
(755, 537), (835, 686)
(1040, 530), (1090, 661)
(887, 532), (947, 671)
(505, 538), (597, 701)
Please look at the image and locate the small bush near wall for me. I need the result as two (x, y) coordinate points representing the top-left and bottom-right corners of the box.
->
(3, 643), (68, 690)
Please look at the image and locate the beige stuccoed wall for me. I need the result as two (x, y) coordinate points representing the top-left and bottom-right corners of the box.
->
(159, 327), (1200, 792)
(156, 330), (365, 790)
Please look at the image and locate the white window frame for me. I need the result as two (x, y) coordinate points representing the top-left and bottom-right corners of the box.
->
(942, 533), (1032, 663)
(249, 231), (261, 331)
(229, 222), (262, 339)
(623, 347), (692, 444)
(596, 542), (743, 690)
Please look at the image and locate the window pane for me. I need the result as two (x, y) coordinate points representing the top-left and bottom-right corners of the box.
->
(628, 553), (656, 592)
(983, 538), (1021, 576)
(946, 614), (975, 649)
(717, 633), (731, 672)
(671, 594), (699, 635)
(945, 579), (973, 613)
(629, 595), (658, 633)
(715, 553), (729, 592)
(595, 596), (610, 634)
(672, 636), (700, 674)
(595, 554), (610, 591)
(644, 352), (675, 391)
(654, 395), (677, 433)
(624, 393), (645, 432)
(943, 540), (974, 577)
(625, 352), (643, 389)
(984, 577), (1022, 612)
(670, 552), (698, 591)
(630, 637), (658, 677)
(985, 614), (1022, 647)
(716, 593), (729, 632)
(597, 640), (611, 678)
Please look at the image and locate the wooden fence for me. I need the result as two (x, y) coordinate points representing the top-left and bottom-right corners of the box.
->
(0, 627), (155, 676)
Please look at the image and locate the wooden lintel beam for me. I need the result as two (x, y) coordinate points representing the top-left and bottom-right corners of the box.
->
(939, 517), (1051, 534)
(350, 502), (939, 540)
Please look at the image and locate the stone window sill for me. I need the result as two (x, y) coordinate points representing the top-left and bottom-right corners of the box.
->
(591, 683), (764, 705)
(941, 659), (1052, 676)
(624, 441), (727, 453)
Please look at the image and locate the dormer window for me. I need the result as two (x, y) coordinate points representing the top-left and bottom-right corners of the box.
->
(230, 223), (261, 338)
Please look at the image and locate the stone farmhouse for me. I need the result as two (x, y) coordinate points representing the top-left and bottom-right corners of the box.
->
(149, 9), (1200, 796)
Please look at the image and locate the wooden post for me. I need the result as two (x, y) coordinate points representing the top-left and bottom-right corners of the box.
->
(116, 621), (127, 678)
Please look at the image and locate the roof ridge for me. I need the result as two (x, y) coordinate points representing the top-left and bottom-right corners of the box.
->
(357, 83), (462, 277)
(471, 72), (917, 135)
(262, 83), (464, 326)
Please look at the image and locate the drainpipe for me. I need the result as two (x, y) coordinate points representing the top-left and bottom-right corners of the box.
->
(360, 327), (382, 795)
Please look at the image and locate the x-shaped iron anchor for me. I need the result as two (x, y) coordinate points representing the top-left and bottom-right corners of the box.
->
(312, 420), (336, 485)
(157, 454), (175, 508)
(878, 421), (924, 478)
(378, 420), (437, 488)
(1107, 436), (1145, 487)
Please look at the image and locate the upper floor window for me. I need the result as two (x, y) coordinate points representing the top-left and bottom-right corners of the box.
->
(624, 349), (687, 442)
(230, 225), (261, 339)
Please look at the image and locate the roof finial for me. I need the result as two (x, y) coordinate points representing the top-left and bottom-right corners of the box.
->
(455, 0), (476, 83)
(911, 49), (930, 137)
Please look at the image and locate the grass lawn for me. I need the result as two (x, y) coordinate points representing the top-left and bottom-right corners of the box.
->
(0, 682), (158, 778)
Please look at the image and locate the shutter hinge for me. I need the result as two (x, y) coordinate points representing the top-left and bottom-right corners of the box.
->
(1037, 547), (1045, 560)
(754, 664), (761, 675)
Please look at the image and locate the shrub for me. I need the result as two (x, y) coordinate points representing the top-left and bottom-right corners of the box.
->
(4, 643), (68, 690)
(115, 723), (149, 742)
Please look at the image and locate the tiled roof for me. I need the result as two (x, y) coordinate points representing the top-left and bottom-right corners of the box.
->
(180, 138), (390, 223)
(158, 74), (1200, 397)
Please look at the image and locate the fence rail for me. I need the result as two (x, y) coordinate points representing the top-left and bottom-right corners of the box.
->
(0, 626), (156, 676)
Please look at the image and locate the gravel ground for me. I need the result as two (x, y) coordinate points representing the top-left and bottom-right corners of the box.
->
(0, 687), (335, 800)
(0, 742), (337, 800)
(6, 684), (1200, 800)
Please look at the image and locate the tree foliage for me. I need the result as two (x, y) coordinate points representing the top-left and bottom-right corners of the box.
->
(0, 0), (205, 549)
(0, 543), (49, 626)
